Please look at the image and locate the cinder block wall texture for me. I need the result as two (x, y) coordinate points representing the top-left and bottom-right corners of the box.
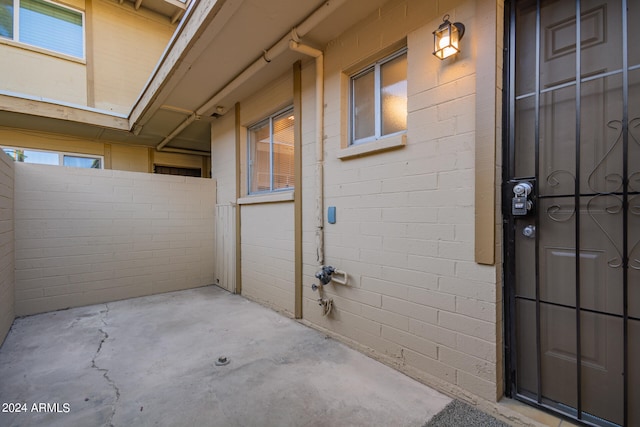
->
(236, 75), (296, 316)
(14, 164), (215, 316)
(241, 203), (295, 315)
(208, 0), (502, 403)
(301, 0), (501, 402)
(0, 151), (14, 346)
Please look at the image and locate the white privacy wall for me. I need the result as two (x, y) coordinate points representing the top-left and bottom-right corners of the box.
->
(0, 150), (14, 346)
(14, 164), (215, 315)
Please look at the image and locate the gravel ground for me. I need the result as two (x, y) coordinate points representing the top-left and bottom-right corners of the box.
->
(424, 400), (511, 427)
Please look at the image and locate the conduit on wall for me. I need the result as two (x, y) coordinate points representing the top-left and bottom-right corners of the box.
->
(288, 40), (325, 266)
(154, 0), (347, 175)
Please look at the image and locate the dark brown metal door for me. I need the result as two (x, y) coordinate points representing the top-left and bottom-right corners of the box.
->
(504, 1), (640, 425)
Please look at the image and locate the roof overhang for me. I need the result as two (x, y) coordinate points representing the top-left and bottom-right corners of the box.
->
(0, 0), (387, 153)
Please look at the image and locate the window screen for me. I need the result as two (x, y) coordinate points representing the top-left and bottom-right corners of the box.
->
(0, 0), (84, 58)
(0, 0), (13, 38)
(3, 147), (102, 169)
(248, 108), (295, 194)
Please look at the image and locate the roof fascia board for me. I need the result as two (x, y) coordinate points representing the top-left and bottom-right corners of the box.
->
(0, 91), (130, 130)
(0, 0), (233, 139)
(129, 0), (240, 129)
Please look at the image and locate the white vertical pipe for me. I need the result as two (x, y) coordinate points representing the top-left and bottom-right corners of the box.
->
(315, 53), (324, 265)
(288, 41), (324, 265)
(155, 0), (346, 152)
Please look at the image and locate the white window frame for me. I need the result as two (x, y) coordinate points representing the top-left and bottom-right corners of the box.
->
(350, 48), (407, 146)
(247, 106), (295, 195)
(2, 146), (103, 169)
(0, 0), (85, 59)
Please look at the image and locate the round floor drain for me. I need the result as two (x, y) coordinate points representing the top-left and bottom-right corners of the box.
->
(215, 356), (230, 366)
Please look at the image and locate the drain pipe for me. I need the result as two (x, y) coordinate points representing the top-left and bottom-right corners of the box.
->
(161, 147), (211, 157)
(154, 0), (346, 154)
(291, 40), (349, 317)
(156, 113), (198, 151)
(289, 40), (325, 265)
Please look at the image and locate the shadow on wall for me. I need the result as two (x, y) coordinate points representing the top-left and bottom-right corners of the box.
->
(11, 163), (216, 317)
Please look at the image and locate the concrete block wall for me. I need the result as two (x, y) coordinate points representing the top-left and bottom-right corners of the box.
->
(301, 0), (502, 402)
(0, 150), (14, 346)
(234, 74), (296, 316)
(14, 163), (215, 315)
(241, 203), (295, 315)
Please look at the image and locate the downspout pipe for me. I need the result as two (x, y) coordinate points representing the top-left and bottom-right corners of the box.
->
(155, 0), (346, 154)
(288, 40), (325, 265)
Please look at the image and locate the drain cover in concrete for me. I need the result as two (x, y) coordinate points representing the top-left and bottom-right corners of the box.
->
(215, 356), (230, 366)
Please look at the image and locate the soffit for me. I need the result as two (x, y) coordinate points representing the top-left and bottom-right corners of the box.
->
(155, 0), (388, 112)
(118, 0), (188, 23)
(131, 0), (324, 128)
(0, 110), (152, 144)
(133, 0), (387, 150)
(0, 0), (387, 153)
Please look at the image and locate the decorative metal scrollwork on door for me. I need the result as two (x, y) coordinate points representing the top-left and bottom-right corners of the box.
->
(545, 170), (576, 222)
(579, 117), (640, 269)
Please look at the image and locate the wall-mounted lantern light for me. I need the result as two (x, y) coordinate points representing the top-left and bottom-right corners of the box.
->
(433, 14), (465, 60)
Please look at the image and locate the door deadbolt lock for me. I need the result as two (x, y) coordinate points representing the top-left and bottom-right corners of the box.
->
(511, 181), (534, 216)
(522, 225), (535, 238)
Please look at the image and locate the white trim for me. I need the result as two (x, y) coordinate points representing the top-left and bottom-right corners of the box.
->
(349, 48), (407, 146)
(2, 146), (104, 169)
(13, 0), (19, 40)
(2, 0), (86, 60)
(0, 90), (127, 118)
(0, 37), (86, 64)
(237, 191), (294, 205)
(247, 106), (294, 195)
(374, 59), (381, 137)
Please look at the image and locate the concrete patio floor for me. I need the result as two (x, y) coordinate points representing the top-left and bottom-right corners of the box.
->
(0, 286), (459, 427)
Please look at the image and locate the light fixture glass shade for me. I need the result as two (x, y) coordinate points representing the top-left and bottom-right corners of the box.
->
(433, 17), (464, 59)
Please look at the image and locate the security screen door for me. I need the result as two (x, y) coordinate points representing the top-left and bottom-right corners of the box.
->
(505, 0), (640, 426)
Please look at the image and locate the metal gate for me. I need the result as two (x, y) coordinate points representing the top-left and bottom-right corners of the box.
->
(504, 1), (640, 425)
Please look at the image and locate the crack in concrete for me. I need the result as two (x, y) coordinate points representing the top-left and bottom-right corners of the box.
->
(90, 304), (120, 427)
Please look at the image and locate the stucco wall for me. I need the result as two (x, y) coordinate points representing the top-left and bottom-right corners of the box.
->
(91, 0), (175, 113)
(13, 163), (215, 315)
(211, 113), (237, 206)
(0, 0), (174, 113)
(300, 0), (501, 401)
(0, 150), (14, 347)
(0, 44), (88, 106)
(211, 112), (238, 292)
